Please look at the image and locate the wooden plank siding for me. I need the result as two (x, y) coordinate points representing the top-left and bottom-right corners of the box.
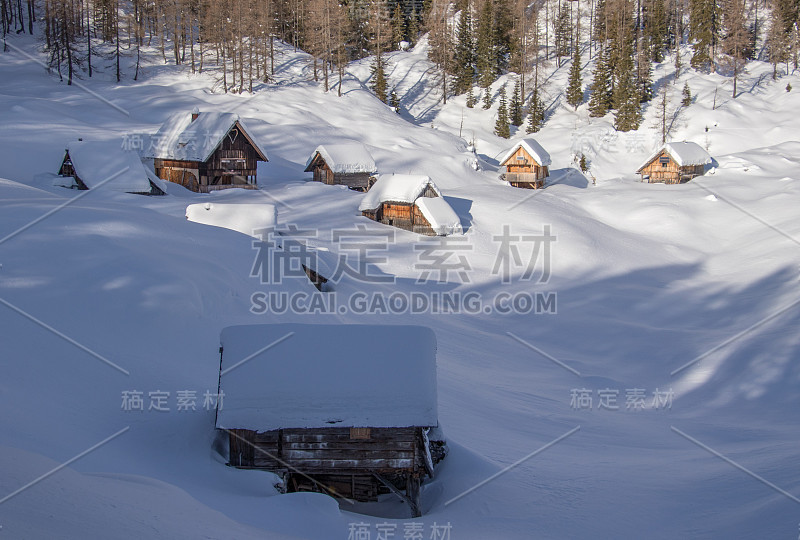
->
(364, 202), (437, 236)
(639, 150), (705, 184)
(502, 146), (549, 189)
(225, 426), (427, 502)
(226, 427), (424, 474)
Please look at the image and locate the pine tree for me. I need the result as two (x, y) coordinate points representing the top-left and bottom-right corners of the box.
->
(554, 2), (572, 65)
(392, 1), (407, 47)
(588, 47), (612, 117)
(390, 90), (401, 111)
(407, 8), (420, 45)
(637, 51), (653, 103)
(689, 0), (720, 70)
(466, 85), (477, 107)
(682, 82), (692, 106)
(510, 78), (523, 125)
(526, 85), (545, 133)
(646, 0), (668, 62)
(482, 86), (492, 109)
(579, 154), (588, 172)
(494, 84), (511, 138)
(566, 46), (583, 109)
(475, 0), (495, 88)
(453, 1), (475, 94)
(613, 38), (642, 131)
(371, 54), (389, 102)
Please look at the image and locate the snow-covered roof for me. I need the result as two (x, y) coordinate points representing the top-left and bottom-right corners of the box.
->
(499, 138), (552, 167)
(303, 143), (377, 174)
(144, 111), (269, 162)
(637, 142), (712, 171)
(216, 324), (438, 431)
(185, 203), (277, 237)
(358, 174), (441, 212)
(415, 197), (463, 236)
(58, 140), (154, 193)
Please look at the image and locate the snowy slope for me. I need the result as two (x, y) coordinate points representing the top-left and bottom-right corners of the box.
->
(1, 30), (800, 540)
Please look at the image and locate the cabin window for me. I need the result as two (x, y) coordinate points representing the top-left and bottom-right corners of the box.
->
(516, 156), (525, 161)
(350, 427), (371, 440)
(221, 158), (246, 170)
(659, 156), (670, 168)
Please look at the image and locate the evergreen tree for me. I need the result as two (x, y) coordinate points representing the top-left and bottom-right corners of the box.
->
(482, 86), (493, 109)
(682, 82), (692, 106)
(566, 46), (583, 109)
(579, 154), (588, 172)
(453, 1), (475, 94)
(554, 3), (572, 64)
(689, 0), (720, 69)
(371, 54), (389, 103)
(526, 85), (546, 133)
(637, 50), (654, 103)
(612, 38), (642, 131)
(475, 0), (495, 88)
(390, 90), (401, 110)
(646, 0), (669, 62)
(392, 1), (407, 47)
(588, 47), (612, 117)
(495, 84), (510, 138)
(466, 85), (477, 107)
(510, 78), (523, 125)
(407, 8), (421, 45)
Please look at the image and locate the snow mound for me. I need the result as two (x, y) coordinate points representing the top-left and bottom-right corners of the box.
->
(185, 202), (277, 237)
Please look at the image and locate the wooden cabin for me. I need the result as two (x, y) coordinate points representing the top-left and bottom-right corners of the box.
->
(637, 142), (712, 184)
(55, 139), (164, 195)
(304, 143), (377, 191)
(498, 138), (552, 188)
(215, 324), (447, 517)
(358, 174), (463, 236)
(144, 110), (269, 193)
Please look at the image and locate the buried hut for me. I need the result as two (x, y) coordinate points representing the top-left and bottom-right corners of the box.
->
(498, 138), (551, 188)
(145, 110), (269, 193)
(215, 324), (447, 517)
(304, 143), (377, 191)
(56, 139), (165, 195)
(636, 142), (712, 184)
(359, 174), (463, 236)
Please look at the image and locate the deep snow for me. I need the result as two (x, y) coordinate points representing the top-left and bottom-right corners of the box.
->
(0, 30), (799, 539)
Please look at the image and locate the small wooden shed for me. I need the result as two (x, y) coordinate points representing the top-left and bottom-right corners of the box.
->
(215, 324), (446, 517)
(358, 174), (463, 236)
(55, 139), (165, 195)
(637, 142), (712, 184)
(144, 110), (269, 193)
(498, 138), (552, 188)
(304, 143), (377, 191)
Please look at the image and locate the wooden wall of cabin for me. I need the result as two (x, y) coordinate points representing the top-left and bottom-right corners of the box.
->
(503, 147), (548, 180)
(411, 206), (436, 236)
(154, 159), (201, 191)
(380, 203), (414, 230)
(225, 426), (423, 475)
(640, 151), (704, 184)
(200, 123), (261, 186)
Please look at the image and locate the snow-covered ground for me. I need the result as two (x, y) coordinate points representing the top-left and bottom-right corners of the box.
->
(1, 31), (799, 539)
